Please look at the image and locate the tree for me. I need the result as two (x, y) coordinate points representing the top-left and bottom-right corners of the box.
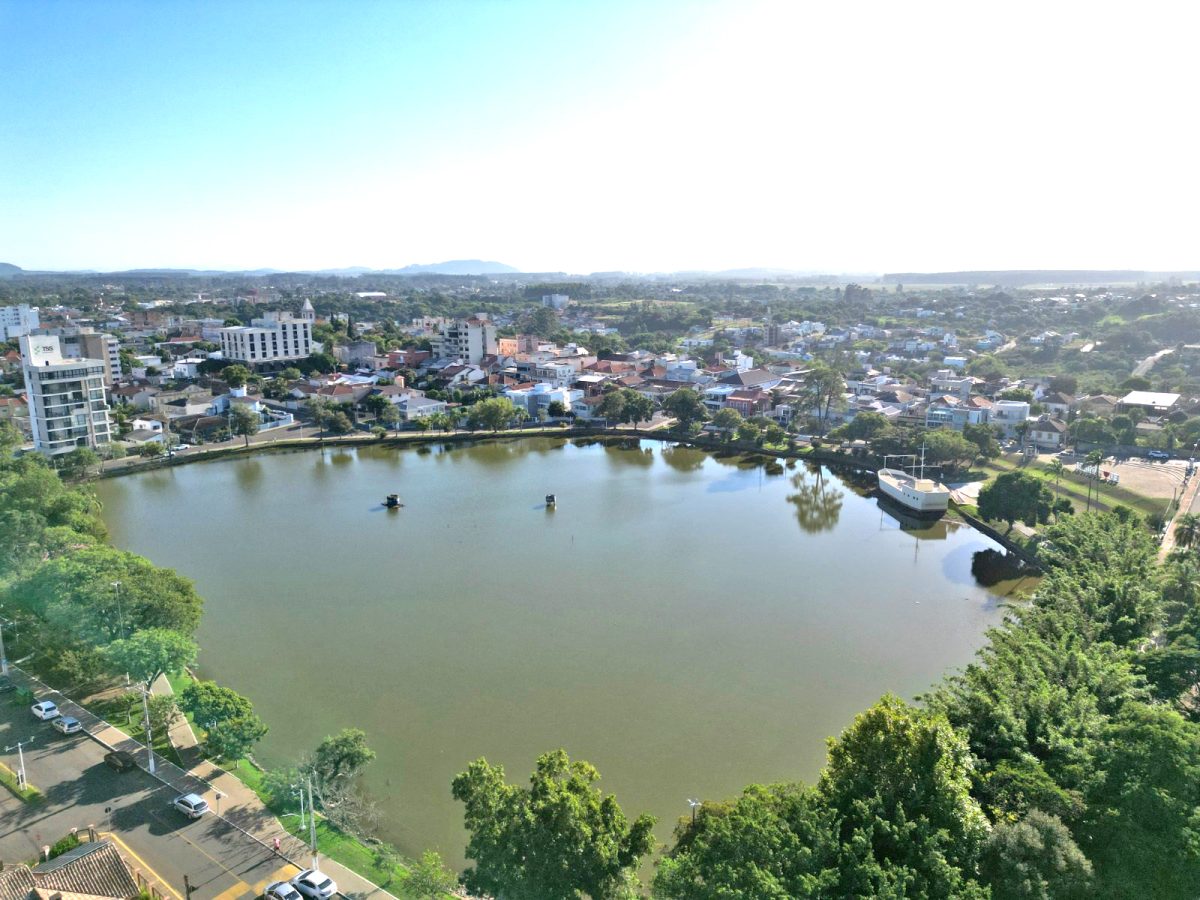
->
(662, 388), (708, 431)
(736, 421), (763, 445)
(139, 442), (166, 458)
(923, 428), (978, 471)
(839, 411), (889, 441)
(59, 447), (100, 478)
(180, 680), (268, 760)
(547, 400), (568, 419)
(312, 728), (375, 784)
(1175, 513), (1200, 550)
(711, 407), (743, 440)
(963, 423), (1002, 459)
(403, 850), (458, 899)
(804, 367), (845, 435)
(978, 471), (1054, 532)
(280, 367), (302, 381)
(107, 628), (198, 689)
(326, 411), (353, 434)
(452, 749), (655, 900)
(1000, 388), (1035, 403)
(654, 782), (839, 899)
(229, 405), (260, 447)
(377, 403), (401, 433)
(221, 364), (252, 388)
(1049, 375), (1079, 396)
(372, 843), (403, 886)
(145, 693), (183, 740)
(465, 397), (520, 432)
(979, 810), (1092, 900)
(819, 695), (989, 898)
(10, 546), (204, 642)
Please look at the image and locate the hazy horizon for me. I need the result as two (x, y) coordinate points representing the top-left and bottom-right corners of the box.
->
(4, 1), (1199, 274)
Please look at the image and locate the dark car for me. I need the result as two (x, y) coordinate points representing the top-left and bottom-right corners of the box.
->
(0, 677), (15, 693)
(104, 750), (137, 772)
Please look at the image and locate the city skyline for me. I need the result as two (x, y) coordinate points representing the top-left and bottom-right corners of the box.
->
(4, 0), (1199, 274)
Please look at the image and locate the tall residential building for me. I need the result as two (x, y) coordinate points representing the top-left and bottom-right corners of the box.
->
(37, 328), (122, 387)
(218, 311), (313, 369)
(20, 334), (112, 455)
(432, 315), (497, 365)
(0, 304), (40, 340)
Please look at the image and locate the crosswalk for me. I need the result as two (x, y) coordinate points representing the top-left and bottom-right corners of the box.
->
(210, 862), (300, 900)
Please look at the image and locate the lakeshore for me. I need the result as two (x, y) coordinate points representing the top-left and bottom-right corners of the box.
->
(94, 436), (1022, 866)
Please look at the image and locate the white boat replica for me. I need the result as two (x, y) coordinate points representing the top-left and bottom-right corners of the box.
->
(876, 448), (950, 518)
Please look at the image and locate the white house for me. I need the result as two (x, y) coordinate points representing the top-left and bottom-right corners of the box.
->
(990, 400), (1031, 438)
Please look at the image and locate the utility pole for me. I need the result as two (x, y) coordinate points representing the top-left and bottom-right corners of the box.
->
(294, 784), (307, 829)
(0, 613), (12, 677)
(6, 737), (33, 789)
(183, 875), (195, 900)
(128, 679), (156, 775)
(307, 777), (318, 870)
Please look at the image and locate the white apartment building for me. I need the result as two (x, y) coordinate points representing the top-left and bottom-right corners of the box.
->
(20, 334), (112, 455)
(218, 311), (313, 369)
(0, 304), (39, 340)
(432, 316), (497, 365)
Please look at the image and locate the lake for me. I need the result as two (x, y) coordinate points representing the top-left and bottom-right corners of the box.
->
(94, 437), (1021, 867)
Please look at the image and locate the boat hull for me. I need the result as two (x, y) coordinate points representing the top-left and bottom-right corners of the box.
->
(876, 468), (950, 518)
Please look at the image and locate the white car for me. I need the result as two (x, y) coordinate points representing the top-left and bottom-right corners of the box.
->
(264, 882), (303, 900)
(173, 793), (210, 819)
(52, 716), (82, 735)
(31, 700), (60, 721)
(290, 870), (337, 900)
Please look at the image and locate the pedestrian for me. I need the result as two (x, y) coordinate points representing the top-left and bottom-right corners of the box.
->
(273, 837), (281, 855)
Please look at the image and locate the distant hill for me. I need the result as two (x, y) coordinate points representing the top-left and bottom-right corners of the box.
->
(386, 260), (519, 275)
(881, 270), (1200, 286)
(0, 263), (23, 279)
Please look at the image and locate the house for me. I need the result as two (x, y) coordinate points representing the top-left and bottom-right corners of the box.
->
(1041, 391), (1074, 419)
(725, 388), (770, 417)
(0, 839), (141, 900)
(1119, 390), (1181, 416)
(990, 400), (1031, 438)
(1027, 415), (1069, 451)
(1077, 394), (1120, 417)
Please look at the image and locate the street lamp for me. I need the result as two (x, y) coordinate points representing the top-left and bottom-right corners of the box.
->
(6, 737), (33, 789)
(687, 797), (702, 826)
(127, 678), (156, 775)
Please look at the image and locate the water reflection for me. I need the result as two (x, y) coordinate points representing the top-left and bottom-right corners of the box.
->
(786, 465), (844, 534)
(604, 442), (654, 467)
(661, 444), (706, 473)
(234, 459), (264, 490)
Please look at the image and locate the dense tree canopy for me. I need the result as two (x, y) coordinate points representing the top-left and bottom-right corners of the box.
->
(452, 749), (656, 900)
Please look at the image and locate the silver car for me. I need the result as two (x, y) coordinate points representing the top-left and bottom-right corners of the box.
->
(173, 793), (209, 819)
(264, 882), (302, 900)
(290, 869), (337, 900)
(52, 716), (82, 735)
(31, 700), (60, 721)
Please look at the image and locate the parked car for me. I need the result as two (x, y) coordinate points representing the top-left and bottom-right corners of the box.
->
(31, 700), (60, 720)
(290, 870), (337, 900)
(0, 677), (15, 693)
(173, 793), (210, 819)
(264, 881), (303, 900)
(1149, 449), (1171, 460)
(104, 750), (137, 772)
(52, 716), (83, 735)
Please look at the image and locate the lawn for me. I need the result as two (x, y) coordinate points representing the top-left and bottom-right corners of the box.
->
(979, 457), (1166, 520)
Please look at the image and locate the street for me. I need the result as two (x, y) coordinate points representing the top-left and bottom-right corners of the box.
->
(0, 699), (301, 900)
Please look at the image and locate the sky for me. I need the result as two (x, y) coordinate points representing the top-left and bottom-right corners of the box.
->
(2, 0), (1199, 275)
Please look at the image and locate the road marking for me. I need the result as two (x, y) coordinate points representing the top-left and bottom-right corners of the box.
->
(148, 809), (259, 891)
(210, 882), (254, 900)
(253, 863), (300, 895)
(99, 831), (185, 900)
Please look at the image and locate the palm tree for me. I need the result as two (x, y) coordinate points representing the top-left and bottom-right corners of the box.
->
(1175, 513), (1200, 550)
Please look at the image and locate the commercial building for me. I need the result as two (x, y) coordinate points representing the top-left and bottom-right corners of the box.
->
(218, 311), (313, 370)
(36, 327), (123, 387)
(432, 315), (497, 365)
(0, 303), (39, 339)
(20, 334), (113, 455)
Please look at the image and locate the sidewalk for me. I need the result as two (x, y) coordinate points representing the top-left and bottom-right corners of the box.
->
(1159, 471), (1200, 559)
(12, 667), (399, 900)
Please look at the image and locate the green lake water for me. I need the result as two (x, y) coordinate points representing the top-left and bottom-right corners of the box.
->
(94, 438), (1022, 867)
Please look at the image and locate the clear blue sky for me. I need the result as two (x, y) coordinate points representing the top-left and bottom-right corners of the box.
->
(3, 0), (1198, 273)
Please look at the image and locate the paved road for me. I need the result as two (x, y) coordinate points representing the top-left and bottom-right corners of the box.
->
(0, 698), (301, 900)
